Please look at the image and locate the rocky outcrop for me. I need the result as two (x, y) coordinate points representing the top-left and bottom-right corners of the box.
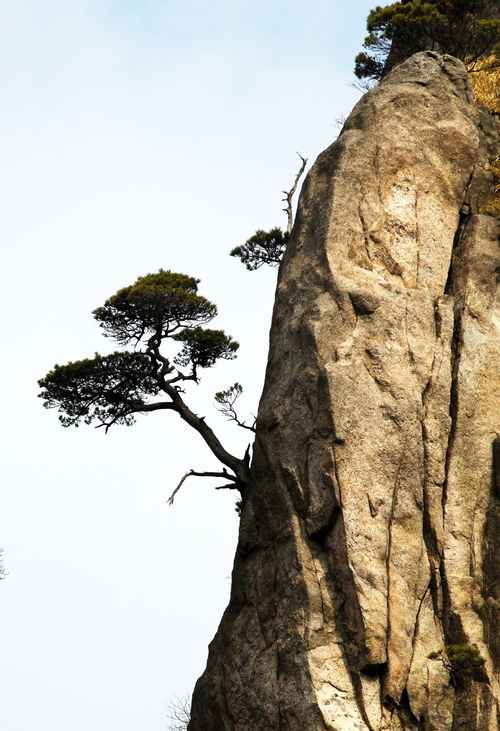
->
(189, 52), (499, 730)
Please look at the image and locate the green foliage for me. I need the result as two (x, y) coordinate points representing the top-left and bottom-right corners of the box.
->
(230, 228), (288, 270)
(355, 1), (500, 81)
(215, 382), (243, 409)
(354, 52), (385, 81)
(427, 650), (441, 659)
(173, 327), (239, 368)
(93, 269), (217, 346)
(428, 644), (486, 676)
(446, 644), (486, 671)
(38, 351), (160, 428)
(39, 270), (240, 432)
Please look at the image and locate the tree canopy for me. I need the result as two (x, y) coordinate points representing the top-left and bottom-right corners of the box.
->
(355, 1), (500, 81)
(93, 270), (217, 346)
(39, 351), (160, 428)
(39, 270), (249, 490)
(230, 228), (289, 270)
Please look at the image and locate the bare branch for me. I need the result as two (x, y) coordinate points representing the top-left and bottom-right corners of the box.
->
(165, 369), (197, 385)
(131, 400), (176, 414)
(333, 113), (347, 131)
(0, 548), (7, 580)
(166, 693), (191, 730)
(281, 152), (308, 234)
(189, 469), (237, 481)
(217, 408), (256, 432)
(168, 471), (191, 505)
(227, 412), (256, 433)
(350, 78), (376, 95)
(93, 398), (177, 432)
(168, 468), (238, 505)
(243, 443), (251, 468)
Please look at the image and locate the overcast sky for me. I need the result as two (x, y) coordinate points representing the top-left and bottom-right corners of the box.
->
(0, 2), (375, 729)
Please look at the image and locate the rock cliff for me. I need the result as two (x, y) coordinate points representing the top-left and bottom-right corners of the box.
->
(189, 52), (499, 730)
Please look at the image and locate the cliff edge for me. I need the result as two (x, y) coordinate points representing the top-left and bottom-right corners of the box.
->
(189, 52), (500, 730)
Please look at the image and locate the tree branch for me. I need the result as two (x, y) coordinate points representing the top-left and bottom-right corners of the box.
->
(94, 399), (176, 432)
(282, 152), (308, 234)
(235, 419), (256, 433)
(159, 381), (250, 486)
(217, 402), (256, 433)
(168, 471), (190, 505)
(131, 400), (176, 414)
(145, 340), (174, 376)
(215, 383), (256, 432)
(165, 370), (197, 385)
(168, 468), (238, 505)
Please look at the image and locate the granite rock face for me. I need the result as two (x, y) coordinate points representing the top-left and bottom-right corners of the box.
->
(189, 52), (499, 730)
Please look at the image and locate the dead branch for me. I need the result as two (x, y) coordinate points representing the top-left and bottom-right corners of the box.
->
(166, 693), (191, 730)
(282, 152), (308, 234)
(168, 471), (191, 505)
(243, 443), (252, 467)
(167, 468), (238, 505)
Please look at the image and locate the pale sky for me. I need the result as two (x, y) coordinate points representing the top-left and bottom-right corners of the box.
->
(0, 2), (375, 729)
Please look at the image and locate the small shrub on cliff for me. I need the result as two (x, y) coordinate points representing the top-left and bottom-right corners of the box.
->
(446, 644), (486, 671)
(230, 228), (288, 270)
(428, 644), (485, 680)
(427, 649), (441, 660)
(355, 1), (500, 81)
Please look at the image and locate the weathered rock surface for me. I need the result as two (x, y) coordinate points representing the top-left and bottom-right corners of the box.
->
(189, 52), (499, 730)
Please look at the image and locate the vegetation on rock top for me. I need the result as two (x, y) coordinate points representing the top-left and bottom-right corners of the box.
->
(355, 1), (500, 81)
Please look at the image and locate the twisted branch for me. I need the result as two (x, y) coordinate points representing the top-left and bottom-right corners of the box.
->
(282, 152), (308, 234)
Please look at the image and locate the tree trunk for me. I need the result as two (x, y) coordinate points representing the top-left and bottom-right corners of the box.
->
(189, 52), (500, 730)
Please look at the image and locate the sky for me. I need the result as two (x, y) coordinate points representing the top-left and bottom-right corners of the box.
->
(0, 2), (375, 729)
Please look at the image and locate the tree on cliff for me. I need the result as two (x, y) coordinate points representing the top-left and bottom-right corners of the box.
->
(230, 153), (307, 270)
(355, 0), (500, 81)
(230, 227), (288, 270)
(166, 694), (191, 731)
(38, 154), (308, 502)
(38, 270), (251, 496)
